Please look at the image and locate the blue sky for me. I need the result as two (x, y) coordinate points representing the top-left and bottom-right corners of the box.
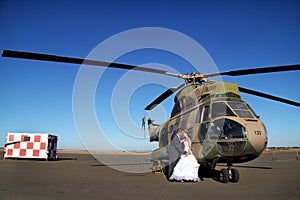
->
(0, 0), (299, 151)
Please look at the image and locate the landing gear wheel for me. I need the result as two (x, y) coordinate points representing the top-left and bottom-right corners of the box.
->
(229, 168), (240, 183)
(219, 168), (229, 183)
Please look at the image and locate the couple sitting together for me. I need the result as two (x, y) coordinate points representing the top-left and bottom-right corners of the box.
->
(168, 128), (200, 182)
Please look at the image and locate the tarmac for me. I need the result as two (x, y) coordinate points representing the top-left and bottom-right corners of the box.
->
(0, 149), (299, 200)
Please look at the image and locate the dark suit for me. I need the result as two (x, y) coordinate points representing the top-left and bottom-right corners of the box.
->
(168, 133), (185, 178)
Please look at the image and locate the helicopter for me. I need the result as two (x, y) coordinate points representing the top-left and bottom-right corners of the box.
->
(2, 49), (300, 183)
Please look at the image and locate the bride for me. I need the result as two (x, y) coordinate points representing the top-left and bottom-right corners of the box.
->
(169, 132), (200, 182)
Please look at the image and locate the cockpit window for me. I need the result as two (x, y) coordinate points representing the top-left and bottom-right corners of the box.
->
(227, 102), (254, 118)
(228, 102), (247, 110)
(209, 119), (247, 140)
(212, 102), (236, 119)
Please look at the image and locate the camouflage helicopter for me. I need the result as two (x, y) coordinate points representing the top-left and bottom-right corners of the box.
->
(2, 50), (300, 183)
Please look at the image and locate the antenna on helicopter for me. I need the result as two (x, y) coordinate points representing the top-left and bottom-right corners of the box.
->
(142, 115), (146, 139)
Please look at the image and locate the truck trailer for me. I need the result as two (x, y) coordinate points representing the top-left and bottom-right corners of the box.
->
(4, 132), (58, 160)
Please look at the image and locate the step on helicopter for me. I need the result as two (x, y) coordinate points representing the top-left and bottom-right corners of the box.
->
(2, 50), (300, 183)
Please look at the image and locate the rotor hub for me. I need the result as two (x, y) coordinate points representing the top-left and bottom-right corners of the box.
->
(183, 73), (206, 84)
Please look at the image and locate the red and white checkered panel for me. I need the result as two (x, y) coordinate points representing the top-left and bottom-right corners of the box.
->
(5, 133), (49, 159)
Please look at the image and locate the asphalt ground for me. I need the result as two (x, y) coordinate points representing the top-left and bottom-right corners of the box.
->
(0, 150), (299, 200)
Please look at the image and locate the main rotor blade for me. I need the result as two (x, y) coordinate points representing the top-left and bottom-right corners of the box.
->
(2, 50), (182, 78)
(238, 86), (300, 107)
(145, 83), (186, 110)
(204, 64), (300, 77)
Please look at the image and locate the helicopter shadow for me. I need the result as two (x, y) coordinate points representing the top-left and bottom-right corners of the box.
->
(217, 164), (272, 170)
(90, 162), (152, 167)
(198, 164), (272, 183)
(163, 164), (272, 183)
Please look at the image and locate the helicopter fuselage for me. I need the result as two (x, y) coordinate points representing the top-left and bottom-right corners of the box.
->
(149, 82), (268, 165)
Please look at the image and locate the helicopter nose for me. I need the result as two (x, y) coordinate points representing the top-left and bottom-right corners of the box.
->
(245, 121), (268, 155)
(217, 140), (247, 157)
(209, 118), (248, 157)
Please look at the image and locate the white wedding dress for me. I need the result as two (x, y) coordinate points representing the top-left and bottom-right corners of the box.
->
(169, 141), (200, 182)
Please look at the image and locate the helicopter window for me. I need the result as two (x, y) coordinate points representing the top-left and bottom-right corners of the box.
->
(174, 123), (178, 133)
(227, 102), (254, 118)
(199, 105), (210, 142)
(228, 102), (247, 110)
(160, 128), (168, 147)
(235, 110), (253, 118)
(195, 107), (203, 124)
(199, 123), (208, 142)
(202, 105), (210, 122)
(169, 125), (173, 133)
(212, 102), (236, 119)
(209, 119), (247, 139)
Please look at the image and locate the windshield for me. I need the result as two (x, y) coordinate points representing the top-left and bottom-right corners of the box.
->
(227, 102), (254, 118)
(209, 118), (247, 140)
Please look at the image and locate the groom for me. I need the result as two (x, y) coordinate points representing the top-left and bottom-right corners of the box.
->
(168, 128), (190, 179)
